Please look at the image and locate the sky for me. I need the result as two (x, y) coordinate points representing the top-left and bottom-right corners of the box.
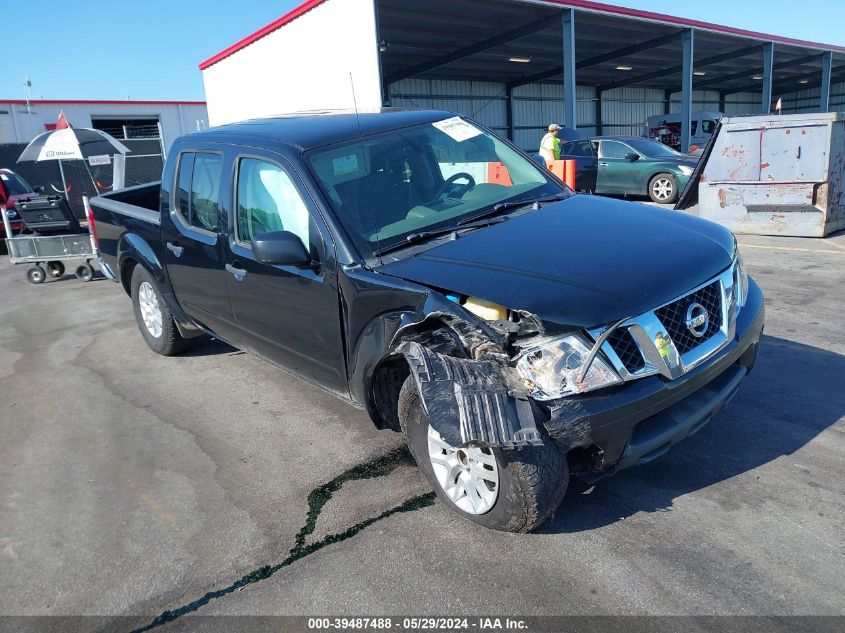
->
(3, 0), (842, 102)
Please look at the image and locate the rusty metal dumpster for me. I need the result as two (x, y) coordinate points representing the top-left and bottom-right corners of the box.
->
(691, 112), (845, 237)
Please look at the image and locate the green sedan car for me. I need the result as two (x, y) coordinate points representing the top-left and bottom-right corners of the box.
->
(559, 136), (698, 204)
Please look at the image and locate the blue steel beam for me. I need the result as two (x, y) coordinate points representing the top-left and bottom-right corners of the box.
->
(821, 51), (833, 112)
(562, 8), (577, 130)
(598, 44), (760, 92)
(384, 17), (552, 84)
(762, 42), (775, 112)
(699, 53), (823, 92)
(508, 31), (683, 89)
(680, 28), (694, 154)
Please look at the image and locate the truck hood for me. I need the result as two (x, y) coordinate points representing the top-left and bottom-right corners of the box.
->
(378, 195), (735, 329)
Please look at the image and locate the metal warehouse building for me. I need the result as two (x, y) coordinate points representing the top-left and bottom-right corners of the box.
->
(0, 100), (208, 213)
(199, 0), (844, 152)
(0, 99), (209, 149)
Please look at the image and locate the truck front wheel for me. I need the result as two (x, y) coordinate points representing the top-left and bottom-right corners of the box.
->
(398, 377), (568, 532)
(130, 266), (192, 356)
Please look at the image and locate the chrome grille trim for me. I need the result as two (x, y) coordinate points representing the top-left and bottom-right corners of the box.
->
(590, 264), (739, 383)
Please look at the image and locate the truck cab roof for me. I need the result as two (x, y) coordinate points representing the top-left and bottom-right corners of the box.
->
(187, 109), (454, 152)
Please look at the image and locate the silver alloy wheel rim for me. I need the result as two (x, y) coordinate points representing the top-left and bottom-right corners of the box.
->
(652, 177), (674, 201)
(427, 425), (499, 514)
(138, 281), (163, 338)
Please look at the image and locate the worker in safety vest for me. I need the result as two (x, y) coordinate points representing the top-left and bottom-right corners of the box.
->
(539, 123), (561, 162)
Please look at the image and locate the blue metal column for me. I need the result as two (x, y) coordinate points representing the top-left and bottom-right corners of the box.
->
(562, 8), (577, 131)
(595, 90), (603, 135)
(680, 28), (694, 154)
(820, 51), (833, 112)
(762, 42), (774, 112)
(506, 84), (514, 141)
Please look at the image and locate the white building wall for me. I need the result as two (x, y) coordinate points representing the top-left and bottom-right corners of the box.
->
(0, 101), (208, 148)
(201, 0), (382, 126)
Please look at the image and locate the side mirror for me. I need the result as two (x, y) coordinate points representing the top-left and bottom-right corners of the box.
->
(252, 230), (312, 267)
(33, 185), (45, 193)
(625, 153), (640, 162)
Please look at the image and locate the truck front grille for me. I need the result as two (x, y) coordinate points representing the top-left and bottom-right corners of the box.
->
(654, 280), (722, 354)
(606, 328), (646, 373)
(592, 267), (736, 384)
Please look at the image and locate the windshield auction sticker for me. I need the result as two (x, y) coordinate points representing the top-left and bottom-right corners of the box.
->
(433, 117), (483, 142)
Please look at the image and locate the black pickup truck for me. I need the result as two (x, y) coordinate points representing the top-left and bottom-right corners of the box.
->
(89, 109), (764, 532)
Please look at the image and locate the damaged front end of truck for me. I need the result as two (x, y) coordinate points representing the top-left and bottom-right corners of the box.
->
(362, 248), (762, 484)
(380, 290), (607, 462)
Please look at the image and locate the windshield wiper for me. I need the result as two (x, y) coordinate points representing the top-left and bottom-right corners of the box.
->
(373, 217), (508, 257)
(456, 193), (569, 226)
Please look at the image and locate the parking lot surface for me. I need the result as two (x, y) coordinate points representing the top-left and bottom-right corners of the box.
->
(1, 228), (844, 624)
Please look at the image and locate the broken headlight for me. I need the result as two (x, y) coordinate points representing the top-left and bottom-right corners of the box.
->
(515, 334), (621, 400)
(734, 249), (748, 308)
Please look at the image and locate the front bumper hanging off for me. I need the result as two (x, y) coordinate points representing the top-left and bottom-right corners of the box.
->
(398, 278), (764, 478)
(544, 278), (765, 473)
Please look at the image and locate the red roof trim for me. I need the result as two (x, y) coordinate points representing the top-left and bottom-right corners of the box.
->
(198, 0), (328, 70)
(0, 99), (206, 106)
(543, 0), (845, 53)
(197, 0), (844, 72)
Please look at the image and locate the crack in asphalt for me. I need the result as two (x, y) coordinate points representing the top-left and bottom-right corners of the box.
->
(131, 446), (435, 632)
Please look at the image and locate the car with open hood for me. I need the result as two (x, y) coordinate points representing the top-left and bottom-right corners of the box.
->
(88, 109), (764, 532)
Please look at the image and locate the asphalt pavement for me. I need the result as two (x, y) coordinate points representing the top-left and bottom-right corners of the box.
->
(1, 228), (843, 627)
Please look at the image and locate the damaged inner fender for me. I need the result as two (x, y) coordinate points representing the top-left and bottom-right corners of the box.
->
(397, 340), (542, 449)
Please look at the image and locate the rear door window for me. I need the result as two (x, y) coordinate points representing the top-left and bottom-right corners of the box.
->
(599, 141), (632, 159)
(174, 152), (223, 233)
(562, 140), (595, 157)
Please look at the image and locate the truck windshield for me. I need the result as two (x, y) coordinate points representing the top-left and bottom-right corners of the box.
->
(306, 118), (564, 257)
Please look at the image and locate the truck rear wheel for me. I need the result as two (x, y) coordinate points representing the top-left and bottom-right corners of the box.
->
(398, 377), (568, 532)
(130, 266), (192, 356)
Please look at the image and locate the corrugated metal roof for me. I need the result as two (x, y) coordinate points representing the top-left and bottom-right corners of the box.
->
(198, 0), (845, 72)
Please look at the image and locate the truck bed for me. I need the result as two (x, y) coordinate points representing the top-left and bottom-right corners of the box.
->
(89, 182), (164, 287)
(91, 182), (161, 224)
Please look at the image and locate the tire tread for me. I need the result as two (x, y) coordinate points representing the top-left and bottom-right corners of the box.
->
(398, 376), (567, 533)
(130, 266), (192, 356)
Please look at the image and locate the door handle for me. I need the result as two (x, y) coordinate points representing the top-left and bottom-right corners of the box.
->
(225, 263), (247, 281)
(598, 161), (609, 167)
(166, 241), (183, 257)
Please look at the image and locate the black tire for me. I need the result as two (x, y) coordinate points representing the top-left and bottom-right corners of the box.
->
(398, 377), (568, 532)
(27, 265), (46, 284)
(130, 265), (192, 356)
(46, 261), (65, 278)
(648, 172), (678, 204)
(75, 263), (94, 282)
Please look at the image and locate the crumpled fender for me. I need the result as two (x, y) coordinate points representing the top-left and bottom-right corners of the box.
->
(397, 340), (542, 448)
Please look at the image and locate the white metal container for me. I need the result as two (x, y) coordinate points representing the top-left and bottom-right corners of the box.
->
(697, 112), (845, 237)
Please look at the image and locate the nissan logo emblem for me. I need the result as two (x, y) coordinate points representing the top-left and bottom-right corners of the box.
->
(685, 302), (709, 338)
